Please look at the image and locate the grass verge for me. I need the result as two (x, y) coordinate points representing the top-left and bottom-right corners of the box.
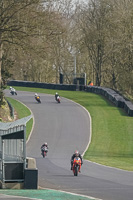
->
(6, 97), (33, 140)
(7, 86), (133, 171)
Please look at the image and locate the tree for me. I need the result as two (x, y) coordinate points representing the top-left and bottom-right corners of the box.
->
(74, 0), (112, 86)
(0, 0), (43, 105)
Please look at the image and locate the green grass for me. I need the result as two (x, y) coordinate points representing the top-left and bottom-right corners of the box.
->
(0, 189), (94, 200)
(7, 86), (133, 171)
(6, 97), (33, 140)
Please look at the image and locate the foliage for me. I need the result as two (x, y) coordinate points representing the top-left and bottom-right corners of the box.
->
(0, 0), (133, 101)
(0, 89), (5, 107)
(74, 0), (133, 96)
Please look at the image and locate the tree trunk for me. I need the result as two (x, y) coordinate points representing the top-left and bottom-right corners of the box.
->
(0, 39), (2, 88)
(0, 35), (4, 107)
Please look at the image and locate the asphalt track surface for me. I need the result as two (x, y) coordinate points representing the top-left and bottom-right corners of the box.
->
(2, 90), (133, 200)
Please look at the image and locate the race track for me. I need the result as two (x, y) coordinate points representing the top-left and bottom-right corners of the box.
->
(5, 90), (133, 200)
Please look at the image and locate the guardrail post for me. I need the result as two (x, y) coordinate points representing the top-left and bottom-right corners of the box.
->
(2, 140), (5, 189)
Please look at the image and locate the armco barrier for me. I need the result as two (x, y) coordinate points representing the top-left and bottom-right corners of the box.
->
(6, 99), (14, 118)
(124, 101), (133, 116)
(86, 86), (133, 116)
(7, 80), (77, 91)
(7, 80), (133, 116)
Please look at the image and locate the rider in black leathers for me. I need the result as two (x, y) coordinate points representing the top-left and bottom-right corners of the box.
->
(41, 142), (48, 155)
(55, 92), (59, 101)
(70, 150), (83, 170)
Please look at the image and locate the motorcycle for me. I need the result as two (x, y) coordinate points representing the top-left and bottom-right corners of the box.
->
(41, 146), (48, 158)
(56, 96), (61, 103)
(10, 90), (17, 95)
(35, 96), (41, 103)
(10, 88), (17, 95)
(72, 157), (81, 176)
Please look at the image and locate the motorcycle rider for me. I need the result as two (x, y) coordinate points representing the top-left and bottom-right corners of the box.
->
(41, 142), (48, 155)
(35, 93), (38, 97)
(10, 87), (17, 95)
(70, 150), (83, 171)
(55, 92), (59, 101)
(35, 93), (39, 99)
(35, 93), (41, 103)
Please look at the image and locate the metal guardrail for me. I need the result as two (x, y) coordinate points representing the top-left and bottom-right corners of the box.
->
(8, 80), (77, 91)
(85, 86), (133, 116)
(6, 99), (14, 119)
(7, 80), (133, 116)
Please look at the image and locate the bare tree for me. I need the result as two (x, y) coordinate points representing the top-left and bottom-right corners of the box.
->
(0, 0), (43, 105)
(73, 0), (111, 85)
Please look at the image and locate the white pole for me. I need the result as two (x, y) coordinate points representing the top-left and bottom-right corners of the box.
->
(84, 73), (86, 85)
(2, 139), (5, 188)
(74, 55), (76, 78)
(23, 126), (26, 169)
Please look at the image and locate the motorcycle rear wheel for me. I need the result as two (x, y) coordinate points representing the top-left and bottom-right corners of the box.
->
(43, 151), (47, 158)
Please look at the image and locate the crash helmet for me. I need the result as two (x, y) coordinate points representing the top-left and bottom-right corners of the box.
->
(10, 86), (12, 89)
(35, 93), (38, 97)
(44, 142), (47, 146)
(75, 150), (79, 157)
(56, 92), (58, 95)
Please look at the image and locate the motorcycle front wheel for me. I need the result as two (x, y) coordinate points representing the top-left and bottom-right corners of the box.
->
(74, 166), (78, 176)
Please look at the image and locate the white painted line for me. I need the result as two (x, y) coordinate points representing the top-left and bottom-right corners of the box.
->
(39, 186), (102, 200)
(62, 97), (92, 157)
(0, 193), (42, 200)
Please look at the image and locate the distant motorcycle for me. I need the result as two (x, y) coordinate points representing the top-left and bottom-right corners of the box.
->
(41, 146), (48, 158)
(10, 90), (17, 95)
(56, 96), (61, 103)
(35, 96), (41, 103)
(72, 157), (81, 176)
